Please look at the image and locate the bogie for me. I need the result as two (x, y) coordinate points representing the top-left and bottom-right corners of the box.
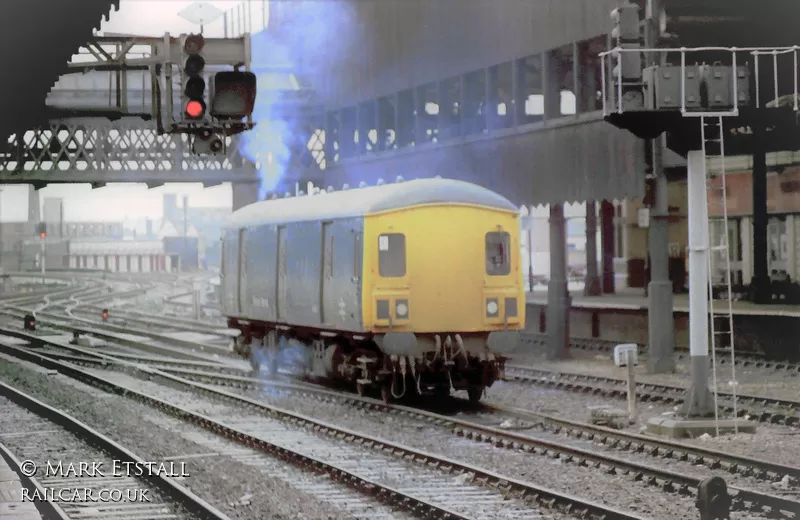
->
(227, 318), (505, 403)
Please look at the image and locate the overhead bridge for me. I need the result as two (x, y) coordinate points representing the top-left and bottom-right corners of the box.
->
(0, 117), (257, 187)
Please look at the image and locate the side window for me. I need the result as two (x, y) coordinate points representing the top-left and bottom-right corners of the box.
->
(486, 231), (511, 276)
(378, 233), (406, 277)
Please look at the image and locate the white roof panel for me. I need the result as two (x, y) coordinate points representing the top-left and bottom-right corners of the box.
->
(225, 178), (517, 229)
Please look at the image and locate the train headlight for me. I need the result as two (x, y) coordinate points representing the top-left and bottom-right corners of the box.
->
(486, 298), (499, 317)
(396, 300), (408, 318)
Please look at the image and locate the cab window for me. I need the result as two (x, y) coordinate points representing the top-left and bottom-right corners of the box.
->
(486, 231), (510, 276)
(378, 233), (406, 277)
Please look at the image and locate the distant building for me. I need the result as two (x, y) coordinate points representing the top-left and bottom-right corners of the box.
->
(62, 222), (124, 239)
(63, 239), (178, 273)
(159, 194), (229, 268)
(0, 186), (40, 270)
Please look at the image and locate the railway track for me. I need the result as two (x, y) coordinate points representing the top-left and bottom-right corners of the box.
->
(0, 380), (228, 520)
(504, 364), (800, 428)
(4, 333), (800, 518)
(523, 333), (795, 372)
(6, 279), (798, 516)
(65, 306), (228, 336)
(0, 306), (233, 358)
(143, 368), (800, 519)
(0, 337), (647, 520)
(78, 303), (226, 329)
(15, 299), (800, 434)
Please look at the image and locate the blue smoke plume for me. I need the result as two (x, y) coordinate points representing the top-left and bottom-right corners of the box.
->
(238, 2), (356, 201)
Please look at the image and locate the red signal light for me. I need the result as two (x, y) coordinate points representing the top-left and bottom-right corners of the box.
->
(39, 232), (46, 239)
(185, 100), (205, 119)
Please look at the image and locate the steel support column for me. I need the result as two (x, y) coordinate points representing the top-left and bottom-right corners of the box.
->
(645, 0), (675, 373)
(681, 150), (714, 418)
(750, 113), (770, 303)
(600, 200), (616, 293)
(647, 139), (676, 373)
(232, 181), (259, 211)
(584, 201), (602, 296)
(546, 203), (570, 360)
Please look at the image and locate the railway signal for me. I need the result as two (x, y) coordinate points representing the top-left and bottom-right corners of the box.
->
(36, 222), (46, 239)
(210, 71), (257, 120)
(610, 2), (645, 111)
(24, 313), (35, 331)
(102, 308), (109, 322)
(182, 34), (207, 121)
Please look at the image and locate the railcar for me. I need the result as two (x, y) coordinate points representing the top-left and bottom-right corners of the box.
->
(221, 177), (525, 402)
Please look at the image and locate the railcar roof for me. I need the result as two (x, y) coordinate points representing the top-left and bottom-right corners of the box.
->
(226, 178), (518, 228)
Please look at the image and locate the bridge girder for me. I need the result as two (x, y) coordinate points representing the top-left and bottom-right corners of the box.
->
(0, 114), (331, 190)
(0, 118), (257, 187)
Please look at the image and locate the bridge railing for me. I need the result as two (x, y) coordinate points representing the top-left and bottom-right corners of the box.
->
(598, 45), (800, 118)
(223, 0), (268, 38)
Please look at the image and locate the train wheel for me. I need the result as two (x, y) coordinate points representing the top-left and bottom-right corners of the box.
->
(467, 385), (484, 403)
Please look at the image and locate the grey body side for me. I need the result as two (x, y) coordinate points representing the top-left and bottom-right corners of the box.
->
(222, 217), (365, 332)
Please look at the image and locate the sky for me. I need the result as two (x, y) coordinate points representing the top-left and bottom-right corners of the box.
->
(2, 1), (260, 223)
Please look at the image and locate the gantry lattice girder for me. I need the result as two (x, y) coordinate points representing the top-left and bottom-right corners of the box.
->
(0, 118), (258, 187)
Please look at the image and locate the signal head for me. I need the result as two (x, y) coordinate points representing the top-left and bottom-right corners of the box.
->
(210, 71), (257, 119)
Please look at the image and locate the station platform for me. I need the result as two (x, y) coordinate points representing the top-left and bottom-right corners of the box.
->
(524, 288), (800, 355)
(0, 444), (42, 520)
(525, 288), (800, 317)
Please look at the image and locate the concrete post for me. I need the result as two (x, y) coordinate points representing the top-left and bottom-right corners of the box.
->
(546, 203), (570, 359)
(600, 200), (616, 293)
(232, 181), (260, 211)
(647, 139), (676, 373)
(681, 150), (714, 418)
(584, 201), (602, 296)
